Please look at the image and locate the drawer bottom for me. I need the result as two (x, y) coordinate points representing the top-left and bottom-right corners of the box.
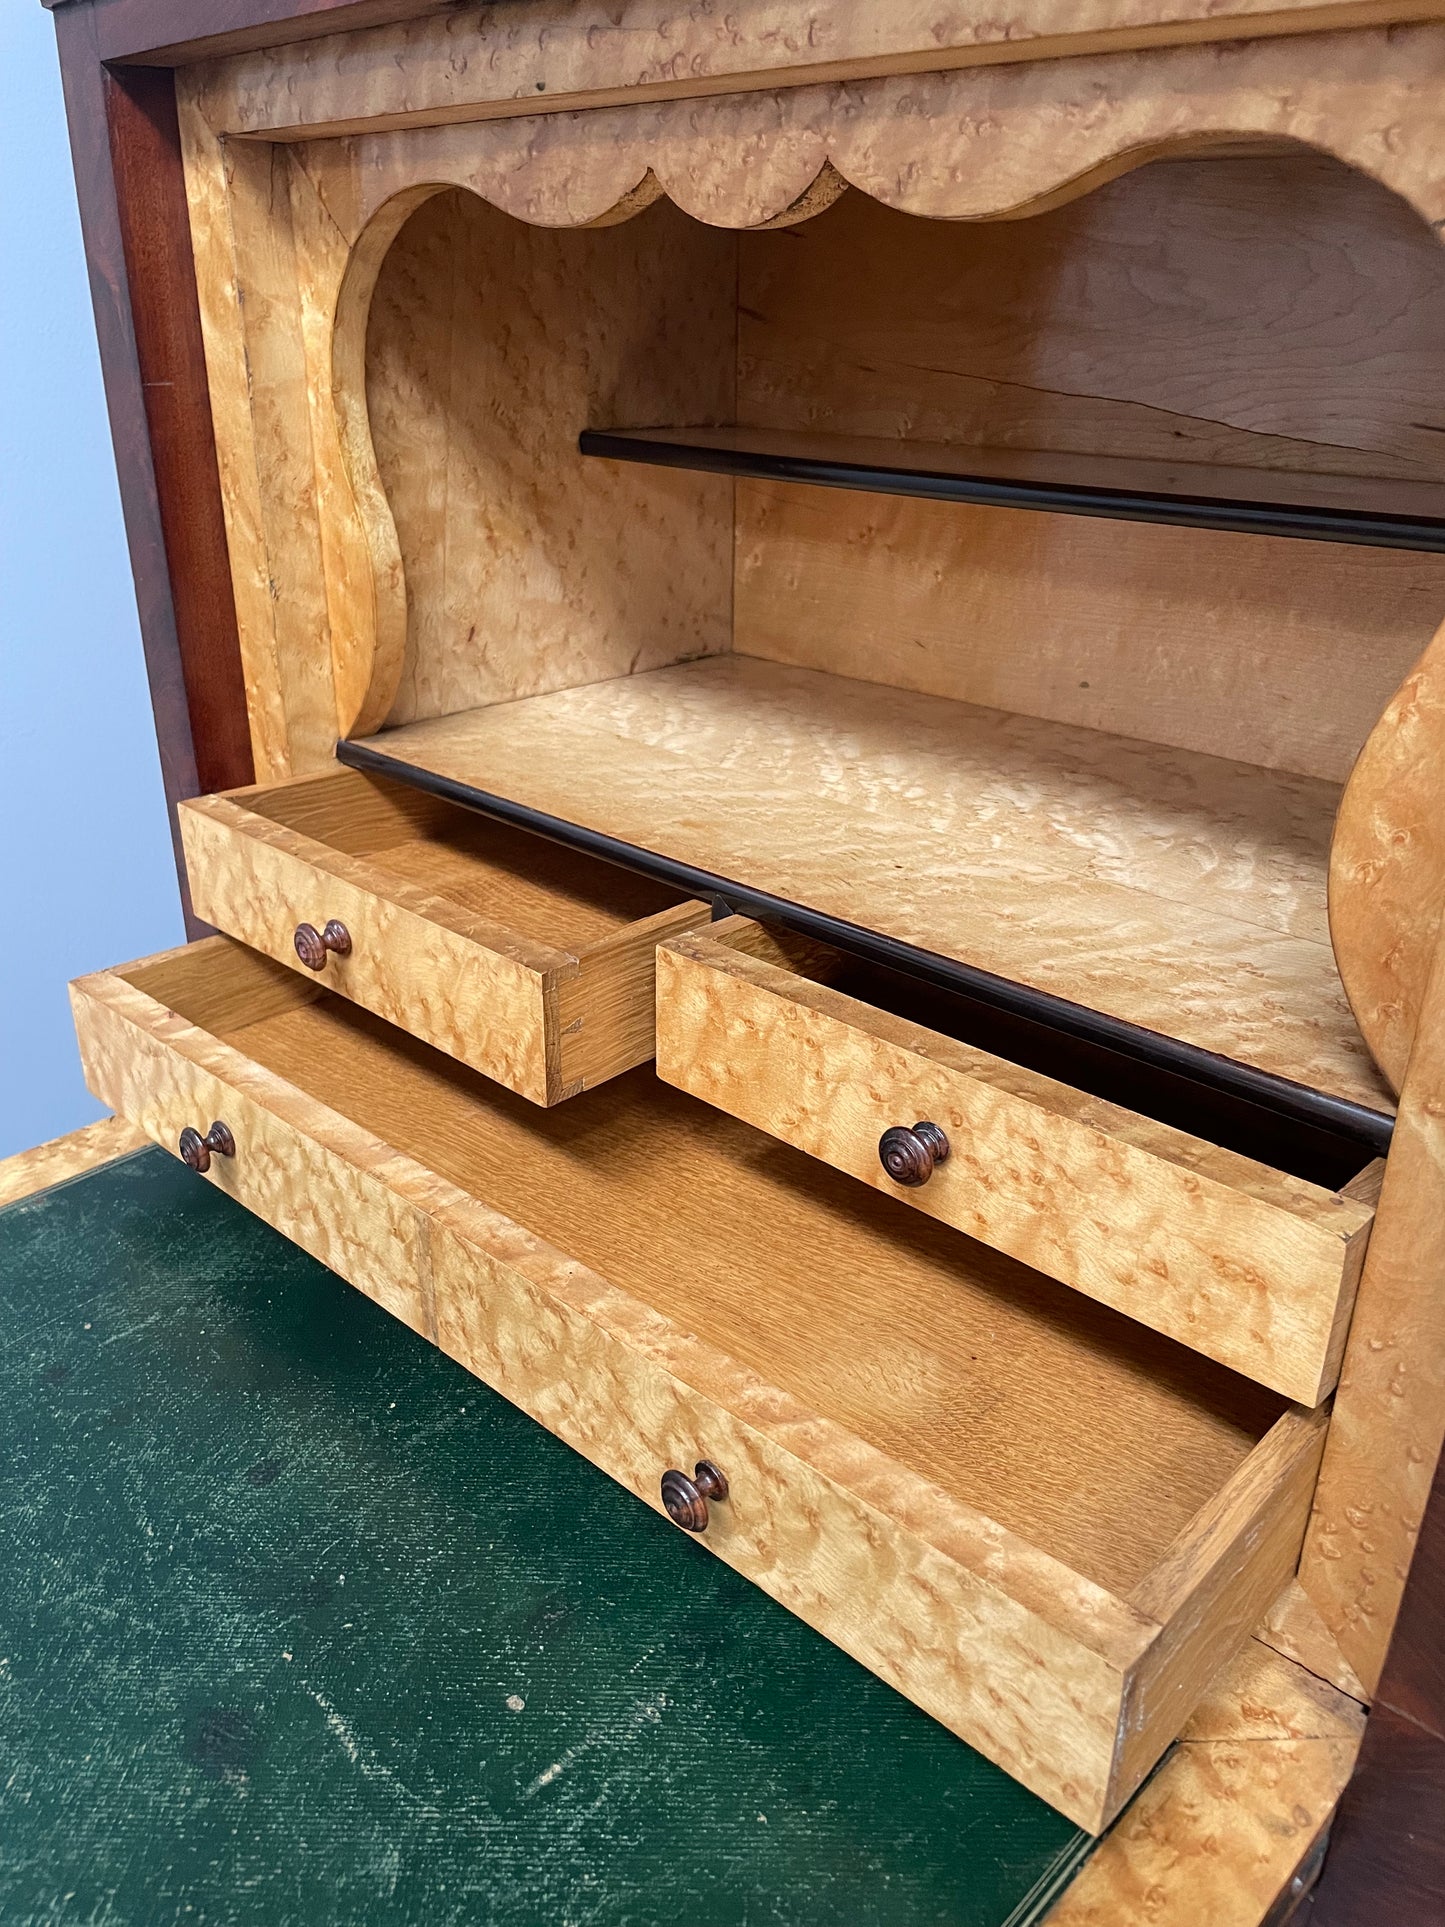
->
(73, 939), (1326, 1831)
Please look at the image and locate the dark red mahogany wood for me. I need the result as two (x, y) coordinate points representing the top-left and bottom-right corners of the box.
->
(177, 1120), (236, 1173)
(293, 919), (353, 970)
(660, 1461), (730, 1533)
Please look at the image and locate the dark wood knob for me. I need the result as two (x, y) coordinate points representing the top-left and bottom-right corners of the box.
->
(293, 919), (352, 970)
(878, 1121), (950, 1187)
(660, 1459), (729, 1533)
(178, 1121), (236, 1174)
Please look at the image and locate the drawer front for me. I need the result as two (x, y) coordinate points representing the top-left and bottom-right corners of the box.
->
(71, 942), (1324, 1834)
(656, 922), (1377, 1405)
(182, 790), (706, 1104)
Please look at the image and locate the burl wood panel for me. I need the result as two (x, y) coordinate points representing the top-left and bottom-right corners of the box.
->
(365, 189), (736, 729)
(200, 1), (1445, 142)
(733, 159), (1445, 784)
(181, 24), (1445, 778)
(358, 655), (1392, 1113)
(1048, 1638), (1365, 1926)
(1330, 621), (1445, 1094)
(1297, 924), (1445, 1696)
(71, 939), (1324, 1830)
(0, 1118), (149, 1209)
(180, 770), (707, 1101)
(656, 921), (1376, 1403)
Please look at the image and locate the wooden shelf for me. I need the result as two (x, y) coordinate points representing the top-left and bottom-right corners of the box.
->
(581, 426), (1445, 553)
(341, 656), (1396, 1148)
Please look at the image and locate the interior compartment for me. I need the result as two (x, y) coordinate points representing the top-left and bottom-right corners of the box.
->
(235, 767), (689, 947)
(344, 150), (1445, 1128)
(116, 944), (1287, 1601)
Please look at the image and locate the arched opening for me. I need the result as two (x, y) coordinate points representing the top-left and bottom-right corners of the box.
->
(340, 145), (1445, 1134)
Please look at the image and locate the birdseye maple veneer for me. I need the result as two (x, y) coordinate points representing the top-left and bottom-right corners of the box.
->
(62, 0), (1445, 1850)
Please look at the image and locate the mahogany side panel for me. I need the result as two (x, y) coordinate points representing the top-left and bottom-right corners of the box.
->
(105, 66), (252, 799)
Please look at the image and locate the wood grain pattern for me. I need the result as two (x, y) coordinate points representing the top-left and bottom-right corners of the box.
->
(199, 1), (1445, 141)
(179, 25), (1445, 776)
(1048, 1638), (1365, 1925)
(1117, 1403), (1328, 1810)
(1259, 1578), (1369, 1700)
(175, 91), (340, 779)
(1296, 923), (1445, 1695)
(91, 0), (459, 68)
(657, 920), (1374, 1402)
(70, 937), (1323, 1829)
(0, 1118), (150, 1209)
(1329, 620), (1445, 1093)
(363, 188), (735, 729)
(729, 158), (1445, 783)
(737, 160), (1445, 489)
(357, 655), (1391, 1113)
(180, 768), (706, 1101)
(272, 24), (1445, 237)
(104, 67), (253, 801)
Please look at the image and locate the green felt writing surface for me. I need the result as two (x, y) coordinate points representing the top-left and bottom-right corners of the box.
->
(0, 1148), (1091, 1925)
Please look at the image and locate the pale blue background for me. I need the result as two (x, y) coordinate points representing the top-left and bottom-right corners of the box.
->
(0, 5), (185, 1160)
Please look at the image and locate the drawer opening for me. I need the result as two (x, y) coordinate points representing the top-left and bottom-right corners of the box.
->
(76, 937), (1330, 1828)
(234, 768), (690, 950)
(113, 944), (1288, 1602)
(656, 917), (1382, 1404)
(702, 923), (1376, 1196)
(180, 768), (710, 1103)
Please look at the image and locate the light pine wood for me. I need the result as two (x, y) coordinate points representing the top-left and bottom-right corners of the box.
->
(355, 655), (1391, 1115)
(71, 936), (1325, 1831)
(199, 2), (1445, 142)
(1330, 619), (1445, 1093)
(180, 768), (707, 1103)
(1047, 1638), (1365, 1925)
(656, 919), (1375, 1402)
(0, 1117), (149, 1208)
(1296, 921), (1445, 1694)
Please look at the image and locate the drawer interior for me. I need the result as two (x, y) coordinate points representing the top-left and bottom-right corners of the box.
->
(119, 947), (1286, 1599)
(240, 768), (689, 950)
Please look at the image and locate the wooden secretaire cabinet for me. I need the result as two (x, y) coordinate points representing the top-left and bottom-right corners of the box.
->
(48, 0), (1445, 1890)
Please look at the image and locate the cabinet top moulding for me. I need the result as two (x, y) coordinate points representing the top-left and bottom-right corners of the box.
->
(139, 0), (1445, 130)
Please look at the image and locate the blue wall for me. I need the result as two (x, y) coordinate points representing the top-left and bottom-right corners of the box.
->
(0, 6), (186, 1159)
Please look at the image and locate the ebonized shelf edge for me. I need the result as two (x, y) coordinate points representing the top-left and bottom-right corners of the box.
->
(336, 734), (1395, 1156)
(579, 428), (1445, 553)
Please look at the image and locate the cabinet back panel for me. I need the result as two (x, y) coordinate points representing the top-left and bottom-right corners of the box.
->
(365, 190), (737, 728)
(734, 157), (1445, 779)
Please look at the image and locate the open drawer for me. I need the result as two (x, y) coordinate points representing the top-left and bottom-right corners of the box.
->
(656, 918), (1382, 1405)
(73, 936), (1327, 1832)
(179, 768), (708, 1105)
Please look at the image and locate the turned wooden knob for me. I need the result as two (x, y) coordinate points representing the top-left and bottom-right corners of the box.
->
(878, 1121), (950, 1187)
(660, 1459), (729, 1533)
(178, 1121), (236, 1174)
(293, 919), (352, 970)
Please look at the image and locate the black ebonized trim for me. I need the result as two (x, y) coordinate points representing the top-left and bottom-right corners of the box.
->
(580, 429), (1445, 553)
(337, 734), (1395, 1156)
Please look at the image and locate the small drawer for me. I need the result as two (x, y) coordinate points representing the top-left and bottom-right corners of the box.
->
(180, 768), (708, 1104)
(75, 936), (1325, 1834)
(656, 918), (1381, 1405)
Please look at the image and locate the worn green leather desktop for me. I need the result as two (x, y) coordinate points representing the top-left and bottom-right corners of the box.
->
(0, 1148), (1092, 1925)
